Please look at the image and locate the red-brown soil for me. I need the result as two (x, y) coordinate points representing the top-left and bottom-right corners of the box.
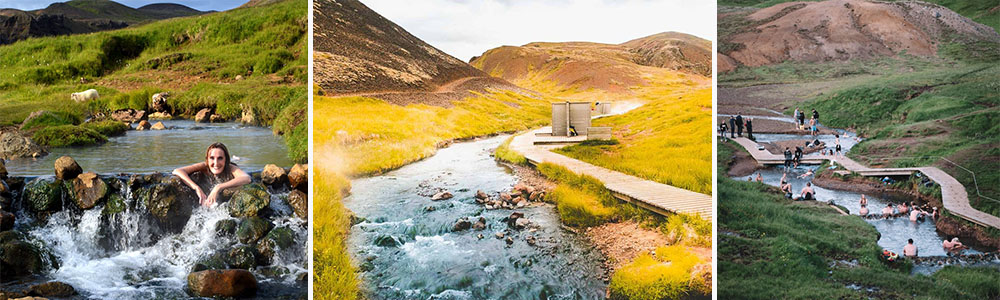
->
(718, 0), (1000, 72)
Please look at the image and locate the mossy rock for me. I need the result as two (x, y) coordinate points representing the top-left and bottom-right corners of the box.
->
(236, 217), (273, 244)
(215, 219), (238, 238)
(0, 230), (24, 244)
(228, 184), (270, 217)
(103, 193), (127, 215)
(145, 178), (195, 232)
(81, 120), (129, 137)
(20, 110), (82, 132)
(0, 240), (48, 278)
(32, 125), (108, 148)
(227, 245), (257, 270)
(192, 251), (228, 272)
(24, 178), (64, 213)
(255, 226), (295, 265)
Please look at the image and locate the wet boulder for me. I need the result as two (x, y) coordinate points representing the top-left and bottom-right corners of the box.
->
(24, 178), (64, 213)
(28, 281), (77, 297)
(452, 217), (472, 232)
(373, 235), (400, 248)
(192, 252), (228, 272)
(71, 172), (108, 210)
(227, 245), (257, 270)
(0, 159), (7, 179)
(187, 269), (258, 298)
(150, 121), (166, 130)
(431, 191), (453, 201)
(505, 212), (525, 230)
(475, 190), (488, 202)
(287, 164), (308, 193)
(236, 217), (273, 244)
(0, 239), (49, 278)
(228, 184), (271, 218)
(256, 226), (295, 265)
(261, 164), (287, 186)
(135, 120), (152, 130)
(54, 156), (82, 180)
(146, 178), (195, 232)
(286, 190), (308, 219)
(194, 108), (213, 123)
(0, 210), (14, 231)
(215, 219), (238, 238)
(148, 112), (172, 120)
(0, 128), (47, 160)
(472, 217), (486, 231)
(102, 193), (127, 216)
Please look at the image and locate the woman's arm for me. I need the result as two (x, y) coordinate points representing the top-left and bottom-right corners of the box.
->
(204, 165), (252, 207)
(173, 162), (208, 205)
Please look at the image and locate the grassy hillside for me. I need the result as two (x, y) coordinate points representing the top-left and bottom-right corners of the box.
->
(0, 0), (307, 162)
(718, 140), (1000, 299)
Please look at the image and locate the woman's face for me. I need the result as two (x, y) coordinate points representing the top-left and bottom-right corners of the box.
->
(207, 148), (227, 175)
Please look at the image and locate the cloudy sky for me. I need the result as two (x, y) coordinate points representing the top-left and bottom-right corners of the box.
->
(362, 0), (715, 61)
(1, 0), (246, 12)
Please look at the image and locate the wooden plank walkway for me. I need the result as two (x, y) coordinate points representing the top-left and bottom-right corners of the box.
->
(727, 136), (1000, 230)
(511, 127), (712, 221)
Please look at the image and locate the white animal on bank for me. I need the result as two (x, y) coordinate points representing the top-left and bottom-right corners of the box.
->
(71, 89), (100, 103)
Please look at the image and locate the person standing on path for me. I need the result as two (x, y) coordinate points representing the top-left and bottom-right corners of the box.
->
(719, 122), (728, 141)
(746, 118), (754, 141)
(794, 146), (803, 163)
(834, 134), (842, 156)
(783, 147), (793, 168)
(797, 108), (806, 128)
(812, 108), (819, 123)
(736, 112), (744, 137)
(809, 117), (818, 136)
(729, 116), (737, 138)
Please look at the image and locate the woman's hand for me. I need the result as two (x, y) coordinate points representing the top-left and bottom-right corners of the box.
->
(197, 188), (208, 206)
(205, 187), (221, 207)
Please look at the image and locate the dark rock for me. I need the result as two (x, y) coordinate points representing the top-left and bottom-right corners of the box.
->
(505, 236), (514, 245)
(0, 230), (22, 244)
(431, 191), (453, 201)
(0, 159), (7, 179)
(194, 108), (213, 123)
(261, 164), (287, 186)
(192, 252), (228, 272)
(475, 190), (488, 201)
(136, 120), (152, 130)
(525, 235), (537, 246)
(209, 114), (224, 123)
(102, 193), (126, 215)
(110, 108), (147, 123)
(227, 245), (257, 270)
(28, 281), (76, 297)
(256, 226), (295, 265)
(0, 210), (14, 231)
(71, 172), (107, 210)
(373, 235), (400, 247)
(452, 217), (472, 232)
(187, 269), (258, 298)
(215, 219), (238, 238)
(287, 164), (308, 193)
(286, 190), (308, 219)
(228, 184), (270, 217)
(0, 240), (48, 278)
(146, 178), (195, 232)
(505, 212), (524, 229)
(472, 217), (486, 230)
(54, 156), (82, 180)
(424, 206), (436, 212)
(24, 178), (63, 213)
(236, 217), (273, 244)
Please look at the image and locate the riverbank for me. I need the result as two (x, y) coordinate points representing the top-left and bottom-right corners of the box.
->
(718, 139), (1000, 298)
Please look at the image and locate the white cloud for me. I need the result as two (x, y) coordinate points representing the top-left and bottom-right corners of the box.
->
(361, 0), (716, 61)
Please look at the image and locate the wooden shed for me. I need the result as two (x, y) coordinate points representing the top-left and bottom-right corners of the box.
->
(551, 102), (592, 136)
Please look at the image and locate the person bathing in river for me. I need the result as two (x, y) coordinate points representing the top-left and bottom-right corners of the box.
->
(882, 204), (895, 219)
(943, 237), (969, 255)
(797, 169), (814, 179)
(903, 239), (918, 258)
(756, 173), (763, 183)
(860, 194), (868, 206)
(910, 207), (931, 222)
(799, 182), (815, 200)
(898, 202), (909, 214)
(780, 180), (793, 199)
(173, 142), (251, 207)
(859, 204), (869, 216)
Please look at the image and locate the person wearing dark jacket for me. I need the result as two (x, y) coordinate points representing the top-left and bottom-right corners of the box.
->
(783, 147), (793, 168)
(746, 118), (754, 141)
(729, 116), (737, 138)
(736, 112), (744, 137)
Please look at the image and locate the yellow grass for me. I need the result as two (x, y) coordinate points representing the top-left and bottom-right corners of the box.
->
(609, 245), (706, 300)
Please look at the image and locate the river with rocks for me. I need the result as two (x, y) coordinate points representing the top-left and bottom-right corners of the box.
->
(345, 136), (608, 299)
(734, 131), (1000, 274)
(4, 120), (293, 176)
(0, 123), (307, 299)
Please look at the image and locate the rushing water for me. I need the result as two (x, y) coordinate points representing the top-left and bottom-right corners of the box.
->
(345, 136), (607, 300)
(5, 120), (292, 176)
(6, 179), (308, 299)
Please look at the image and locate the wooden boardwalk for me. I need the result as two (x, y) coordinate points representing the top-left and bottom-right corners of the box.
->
(727, 136), (1000, 230)
(510, 127), (712, 221)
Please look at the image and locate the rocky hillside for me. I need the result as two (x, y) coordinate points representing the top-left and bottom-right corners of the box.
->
(718, 0), (1000, 72)
(470, 32), (711, 94)
(313, 0), (524, 106)
(0, 0), (206, 45)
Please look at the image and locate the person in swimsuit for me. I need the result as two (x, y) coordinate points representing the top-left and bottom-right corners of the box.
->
(903, 239), (918, 257)
(910, 208), (930, 222)
(800, 182), (815, 200)
(834, 134), (842, 156)
(797, 169), (814, 179)
(780, 180), (793, 199)
(755, 173), (763, 183)
(882, 204), (895, 219)
(859, 204), (869, 216)
(860, 194), (868, 206)
(809, 117), (818, 136)
(898, 202), (909, 215)
(173, 142), (252, 207)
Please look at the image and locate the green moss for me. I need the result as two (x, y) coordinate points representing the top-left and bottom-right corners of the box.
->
(19, 111), (83, 131)
(32, 125), (107, 147)
(81, 120), (129, 137)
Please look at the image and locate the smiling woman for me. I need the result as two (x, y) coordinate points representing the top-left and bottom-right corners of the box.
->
(172, 142), (252, 207)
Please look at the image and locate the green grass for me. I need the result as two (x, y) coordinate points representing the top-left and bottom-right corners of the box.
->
(19, 111), (83, 131)
(718, 139), (1000, 299)
(313, 169), (359, 300)
(80, 120), (129, 136)
(0, 0), (307, 162)
(493, 136), (527, 165)
(609, 245), (708, 300)
(32, 125), (107, 147)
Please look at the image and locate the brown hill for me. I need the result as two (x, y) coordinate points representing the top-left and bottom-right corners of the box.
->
(718, 0), (1000, 72)
(313, 0), (525, 106)
(470, 32), (711, 93)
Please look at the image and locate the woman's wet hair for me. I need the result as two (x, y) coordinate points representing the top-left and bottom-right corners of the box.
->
(205, 142), (235, 173)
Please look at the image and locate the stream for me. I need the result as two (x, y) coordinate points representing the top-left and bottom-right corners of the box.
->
(344, 136), (607, 299)
(4, 120), (293, 176)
